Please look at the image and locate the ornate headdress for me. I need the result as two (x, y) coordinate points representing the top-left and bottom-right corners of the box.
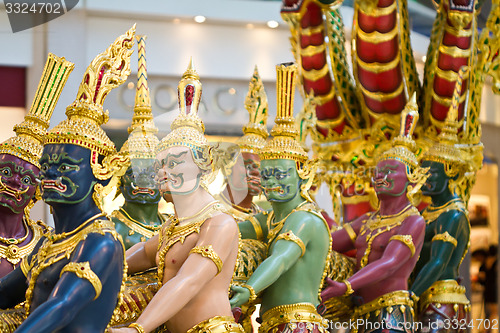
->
(120, 35), (159, 160)
(422, 67), (468, 178)
(260, 63), (309, 163)
(377, 93), (429, 195)
(0, 54), (74, 168)
(45, 25), (136, 180)
(157, 59), (212, 171)
(236, 66), (269, 154)
(260, 63), (318, 201)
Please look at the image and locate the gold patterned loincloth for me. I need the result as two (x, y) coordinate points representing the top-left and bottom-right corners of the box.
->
(354, 290), (416, 333)
(186, 315), (244, 333)
(259, 303), (328, 333)
(419, 279), (470, 313)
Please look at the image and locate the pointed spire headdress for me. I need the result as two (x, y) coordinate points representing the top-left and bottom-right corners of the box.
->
(0, 54), (74, 168)
(45, 25), (136, 180)
(236, 66), (269, 154)
(422, 67), (468, 178)
(158, 59), (212, 171)
(259, 63), (308, 163)
(120, 35), (159, 160)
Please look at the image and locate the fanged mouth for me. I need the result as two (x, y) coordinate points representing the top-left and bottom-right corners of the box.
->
(372, 175), (389, 188)
(264, 186), (285, 194)
(131, 182), (156, 195)
(41, 178), (67, 192)
(0, 176), (29, 201)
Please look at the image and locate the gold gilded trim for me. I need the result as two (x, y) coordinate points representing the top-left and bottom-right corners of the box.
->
(444, 25), (472, 37)
(300, 44), (326, 57)
(355, 56), (400, 74)
(359, 82), (404, 102)
(389, 234), (415, 257)
(302, 66), (330, 81)
(438, 45), (471, 58)
(189, 245), (223, 275)
(356, 25), (398, 44)
(419, 280), (469, 312)
(275, 230), (306, 257)
(343, 223), (357, 244)
(358, 2), (397, 17)
(259, 302), (328, 333)
(432, 231), (458, 247)
(60, 261), (102, 299)
(300, 25), (324, 36)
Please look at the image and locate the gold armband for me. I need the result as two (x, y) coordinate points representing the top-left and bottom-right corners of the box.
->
(343, 223), (357, 244)
(275, 231), (306, 257)
(249, 216), (263, 241)
(389, 235), (415, 257)
(20, 256), (31, 277)
(60, 262), (102, 299)
(128, 322), (146, 333)
(189, 245), (223, 275)
(432, 232), (458, 247)
(343, 280), (355, 296)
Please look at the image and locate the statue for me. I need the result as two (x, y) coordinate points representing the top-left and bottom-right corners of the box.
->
(0, 53), (73, 278)
(108, 60), (244, 333)
(230, 63), (331, 333)
(215, 65), (268, 228)
(320, 97), (429, 333)
(410, 68), (471, 332)
(0, 26), (135, 332)
(110, 35), (166, 249)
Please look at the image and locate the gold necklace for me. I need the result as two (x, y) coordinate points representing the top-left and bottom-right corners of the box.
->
(0, 217), (42, 266)
(267, 201), (311, 241)
(0, 218), (30, 245)
(359, 205), (419, 268)
(157, 202), (226, 287)
(49, 213), (105, 242)
(422, 199), (466, 225)
(24, 216), (117, 315)
(113, 209), (163, 239)
(177, 201), (219, 222)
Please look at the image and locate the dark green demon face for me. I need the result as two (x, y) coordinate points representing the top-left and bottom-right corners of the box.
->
(120, 158), (161, 205)
(40, 144), (96, 204)
(421, 160), (449, 196)
(0, 154), (39, 214)
(260, 159), (301, 203)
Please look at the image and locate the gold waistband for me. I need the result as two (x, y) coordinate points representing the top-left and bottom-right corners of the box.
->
(419, 280), (469, 311)
(355, 290), (415, 317)
(259, 303), (328, 333)
(186, 316), (244, 333)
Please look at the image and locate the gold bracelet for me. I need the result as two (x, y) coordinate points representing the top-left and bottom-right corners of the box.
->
(389, 234), (416, 257)
(275, 230), (306, 257)
(343, 280), (354, 297)
(60, 261), (102, 299)
(128, 322), (146, 333)
(432, 231), (458, 247)
(343, 223), (357, 244)
(241, 283), (258, 302)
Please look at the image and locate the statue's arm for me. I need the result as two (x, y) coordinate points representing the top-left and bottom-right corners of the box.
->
(410, 211), (465, 296)
(244, 211), (313, 294)
(348, 215), (425, 291)
(132, 214), (239, 332)
(126, 234), (159, 274)
(14, 233), (124, 333)
(238, 212), (268, 240)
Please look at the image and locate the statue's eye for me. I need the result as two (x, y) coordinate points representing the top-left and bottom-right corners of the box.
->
(1, 168), (11, 177)
(41, 164), (48, 172)
(21, 176), (32, 185)
(58, 164), (78, 172)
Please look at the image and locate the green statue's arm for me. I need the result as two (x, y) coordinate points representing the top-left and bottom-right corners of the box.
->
(231, 211), (314, 307)
(238, 211), (269, 240)
(410, 210), (467, 296)
(126, 234), (159, 274)
(132, 214), (239, 332)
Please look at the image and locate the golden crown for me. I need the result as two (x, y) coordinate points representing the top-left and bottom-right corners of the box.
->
(45, 25), (136, 158)
(158, 58), (209, 155)
(236, 66), (269, 154)
(422, 67), (468, 171)
(0, 53), (74, 168)
(260, 63), (308, 163)
(120, 35), (159, 160)
(377, 93), (419, 169)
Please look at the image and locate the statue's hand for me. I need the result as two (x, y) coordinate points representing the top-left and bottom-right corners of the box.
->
(321, 278), (347, 301)
(229, 285), (251, 308)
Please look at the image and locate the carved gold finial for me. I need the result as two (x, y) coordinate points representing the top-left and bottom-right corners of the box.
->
(45, 25), (136, 180)
(260, 63), (308, 162)
(120, 34), (159, 160)
(236, 66), (269, 154)
(0, 53), (74, 168)
(157, 59), (210, 171)
(422, 67), (468, 175)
